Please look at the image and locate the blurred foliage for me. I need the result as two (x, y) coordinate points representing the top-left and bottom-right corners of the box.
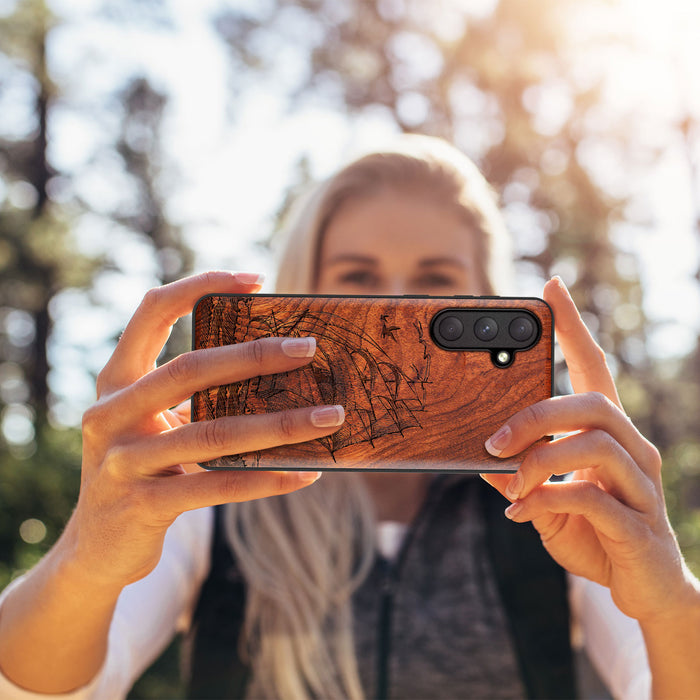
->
(0, 0), (699, 697)
(0, 423), (81, 591)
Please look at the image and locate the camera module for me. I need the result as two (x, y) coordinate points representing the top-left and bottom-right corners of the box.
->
(438, 315), (464, 341)
(509, 316), (535, 342)
(474, 317), (498, 342)
(430, 307), (541, 354)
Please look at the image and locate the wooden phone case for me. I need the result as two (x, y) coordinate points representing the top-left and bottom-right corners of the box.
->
(191, 294), (553, 472)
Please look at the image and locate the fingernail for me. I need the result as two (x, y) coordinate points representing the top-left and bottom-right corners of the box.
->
(505, 501), (523, 520)
(485, 425), (511, 457)
(298, 471), (322, 484)
(282, 337), (316, 358)
(234, 272), (265, 286)
(505, 471), (523, 500)
(310, 405), (345, 428)
(552, 275), (568, 293)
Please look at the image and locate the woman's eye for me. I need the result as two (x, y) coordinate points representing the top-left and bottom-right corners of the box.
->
(337, 270), (380, 288)
(414, 274), (456, 289)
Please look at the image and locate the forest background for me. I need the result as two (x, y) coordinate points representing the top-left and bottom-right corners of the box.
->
(1, 0), (700, 696)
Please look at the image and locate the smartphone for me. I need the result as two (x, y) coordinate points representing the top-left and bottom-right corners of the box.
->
(191, 293), (553, 472)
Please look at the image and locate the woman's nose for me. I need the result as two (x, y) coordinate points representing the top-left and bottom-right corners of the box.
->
(387, 279), (409, 296)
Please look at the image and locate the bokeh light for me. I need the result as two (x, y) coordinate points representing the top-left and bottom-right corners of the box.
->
(19, 519), (47, 545)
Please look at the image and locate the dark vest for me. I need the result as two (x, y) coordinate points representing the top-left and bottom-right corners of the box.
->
(183, 477), (576, 699)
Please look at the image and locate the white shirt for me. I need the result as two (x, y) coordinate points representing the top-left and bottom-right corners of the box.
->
(0, 508), (651, 699)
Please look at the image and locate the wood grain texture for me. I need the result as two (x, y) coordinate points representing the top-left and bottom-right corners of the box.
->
(191, 294), (553, 472)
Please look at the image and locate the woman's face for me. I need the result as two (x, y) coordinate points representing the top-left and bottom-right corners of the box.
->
(315, 189), (484, 296)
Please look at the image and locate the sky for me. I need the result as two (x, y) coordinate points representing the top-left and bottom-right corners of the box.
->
(2, 0), (700, 426)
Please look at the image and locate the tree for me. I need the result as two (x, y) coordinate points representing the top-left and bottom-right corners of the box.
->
(0, 0), (95, 425)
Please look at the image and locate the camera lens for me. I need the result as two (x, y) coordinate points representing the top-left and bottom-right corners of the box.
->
(438, 315), (464, 341)
(509, 316), (535, 342)
(474, 317), (498, 341)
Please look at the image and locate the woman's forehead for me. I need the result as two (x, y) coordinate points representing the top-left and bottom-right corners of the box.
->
(320, 190), (478, 263)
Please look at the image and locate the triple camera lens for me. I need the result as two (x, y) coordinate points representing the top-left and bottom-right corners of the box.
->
(430, 307), (542, 369)
(431, 309), (540, 349)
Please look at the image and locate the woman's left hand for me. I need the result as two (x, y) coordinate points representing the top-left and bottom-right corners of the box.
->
(481, 277), (697, 625)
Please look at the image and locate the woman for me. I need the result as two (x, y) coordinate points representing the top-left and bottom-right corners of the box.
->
(0, 136), (698, 699)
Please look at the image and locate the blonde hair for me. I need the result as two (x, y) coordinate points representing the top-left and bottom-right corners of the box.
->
(274, 134), (513, 295)
(224, 135), (514, 699)
(225, 475), (375, 700)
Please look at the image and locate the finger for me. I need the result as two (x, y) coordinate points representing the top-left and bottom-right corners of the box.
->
(484, 392), (660, 479)
(152, 468), (323, 515)
(111, 336), (318, 423)
(503, 480), (643, 545)
(170, 401), (191, 426)
(503, 430), (656, 512)
(543, 277), (621, 408)
(107, 405), (345, 475)
(161, 402), (191, 430)
(99, 271), (264, 393)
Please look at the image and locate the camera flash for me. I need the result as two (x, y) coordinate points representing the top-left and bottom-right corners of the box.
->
(496, 351), (511, 365)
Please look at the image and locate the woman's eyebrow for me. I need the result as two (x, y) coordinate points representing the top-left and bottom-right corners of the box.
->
(325, 253), (378, 266)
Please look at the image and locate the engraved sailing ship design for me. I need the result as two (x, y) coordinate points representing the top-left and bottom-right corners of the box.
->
(198, 296), (431, 466)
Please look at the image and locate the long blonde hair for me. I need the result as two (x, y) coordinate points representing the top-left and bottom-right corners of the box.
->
(224, 135), (512, 699)
(274, 134), (512, 295)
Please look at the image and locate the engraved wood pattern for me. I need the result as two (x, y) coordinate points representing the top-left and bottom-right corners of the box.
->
(191, 294), (553, 472)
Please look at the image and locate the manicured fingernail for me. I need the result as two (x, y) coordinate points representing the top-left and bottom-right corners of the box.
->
(552, 275), (568, 293)
(505, 471), (523, 500)
(505, 501), (523, 520)
(234, 272), (265, 285)
(282, 337), (316, 358)
(485, 425), (511, 457)
(298, 471), (322, 484)
(310, 405), (345, 428)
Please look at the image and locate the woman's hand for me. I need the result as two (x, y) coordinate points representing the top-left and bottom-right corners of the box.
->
(67, 271), (345, 589)
(480, 277), (698, 625)
(0, 270), (347, 694)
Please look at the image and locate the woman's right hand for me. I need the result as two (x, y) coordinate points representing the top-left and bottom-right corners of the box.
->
(64, 271), (344, 590)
